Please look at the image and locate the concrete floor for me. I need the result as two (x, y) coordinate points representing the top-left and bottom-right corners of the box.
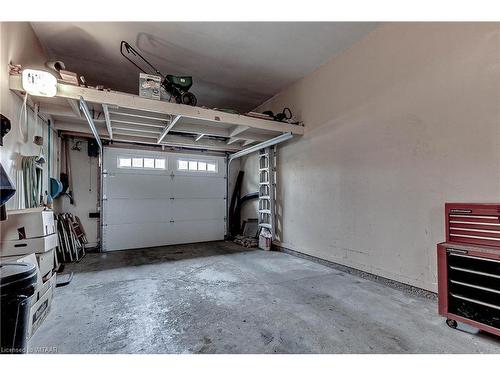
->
(29, 241), (499, 353)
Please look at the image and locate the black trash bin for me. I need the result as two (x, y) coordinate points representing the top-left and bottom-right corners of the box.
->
(0, 262), (38, 354)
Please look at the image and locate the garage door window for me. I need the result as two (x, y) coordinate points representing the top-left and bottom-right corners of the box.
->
(118, 157), (132, 168)
(144, 158), (155, 168)
(118, 156), (166, 170)
(177, 159), (217, 173)
(132, 158), (143, 168)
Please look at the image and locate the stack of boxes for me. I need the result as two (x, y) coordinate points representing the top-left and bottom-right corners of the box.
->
(0, 208), (58, 337)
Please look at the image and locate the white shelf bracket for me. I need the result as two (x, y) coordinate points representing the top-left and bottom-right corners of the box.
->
(102, 104), (113, 140)
(226, 137), (241, 145)
(79, 97), (102, 150)
(229, 125), (249, 137)
(157, 115), (181, 144)
(67, 99), (82, 118)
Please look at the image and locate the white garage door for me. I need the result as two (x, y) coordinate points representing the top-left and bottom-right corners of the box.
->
(102, 147), (226, 251)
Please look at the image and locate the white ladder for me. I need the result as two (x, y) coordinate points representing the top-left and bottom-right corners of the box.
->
(258, 146), (276, 239)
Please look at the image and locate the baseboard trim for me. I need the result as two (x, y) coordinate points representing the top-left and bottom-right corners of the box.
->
(275, 245), (437, 301)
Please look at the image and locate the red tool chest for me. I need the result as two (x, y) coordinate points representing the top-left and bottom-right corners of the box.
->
(437, 203), (500, 336)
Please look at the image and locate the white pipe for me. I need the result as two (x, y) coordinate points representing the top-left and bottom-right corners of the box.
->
(228, 132), (293, 162)
(79, 97), (102, 149)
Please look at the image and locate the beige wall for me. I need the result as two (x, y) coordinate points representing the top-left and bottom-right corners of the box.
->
(60, 138), (100, 248)
(244, 23), (500, 291)
(1, 22), (60, 209)
(239, 154), (259, 225)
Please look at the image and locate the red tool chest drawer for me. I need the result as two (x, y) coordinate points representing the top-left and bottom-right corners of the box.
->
(437, 242), (500, 336)
(439, 203), (500, 337)
(445, 203), (500, 248)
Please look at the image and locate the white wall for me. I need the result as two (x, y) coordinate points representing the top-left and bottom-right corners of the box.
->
(239, 155), (259, 225)
(1, 22), (60, 209)
(60, 138), (100, 248)
(243, 23), (500, 292)
(58, 139), (239, 250)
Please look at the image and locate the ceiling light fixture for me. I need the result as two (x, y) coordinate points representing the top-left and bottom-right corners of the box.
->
(21, 69), (57, 97)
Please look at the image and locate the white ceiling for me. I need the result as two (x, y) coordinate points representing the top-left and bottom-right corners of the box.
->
(31, 22), (379, 112)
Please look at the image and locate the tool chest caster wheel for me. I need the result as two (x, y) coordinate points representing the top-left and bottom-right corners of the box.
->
(446, 319), (458, 329)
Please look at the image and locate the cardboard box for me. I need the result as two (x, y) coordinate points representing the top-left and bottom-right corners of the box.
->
(36, 270), (56, 306)
(36, 248), (55, 278)
(0, 208), (55, 241)
(139, 73), (161, 100)
(28, 272), (55, 338)
(0, 233), (58, 257)
(259, 228), (272, 251)
(59, 70), (79, 85)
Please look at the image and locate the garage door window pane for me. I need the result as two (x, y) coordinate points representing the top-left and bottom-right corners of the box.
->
(198, 162), (207, 171)
(132, 158), (143, 168)
(118, 157), (131, 168)
(144, 158), (155, 168)
(178, 160), (188, 170)
(189, 161), (198, 170)
(207, 163), (216, 172)
(155, 159), (166, 169)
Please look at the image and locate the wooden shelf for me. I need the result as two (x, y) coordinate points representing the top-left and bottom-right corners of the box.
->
(10, 74), (303, 152)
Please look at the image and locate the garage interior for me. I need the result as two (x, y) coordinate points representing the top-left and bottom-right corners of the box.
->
(0, 21), (499, 354)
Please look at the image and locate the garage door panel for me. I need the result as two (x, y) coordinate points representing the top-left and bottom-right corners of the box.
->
(104, 220), (225, 251)
(172, 176), (225, 198)
(103, 222), (174, 251)
(168, 220), (226, 244)
(105, 174), (173, 199)
(172, 199), (225, 221)
(104, 198), (171, 224)
(102, 147), (226, 251)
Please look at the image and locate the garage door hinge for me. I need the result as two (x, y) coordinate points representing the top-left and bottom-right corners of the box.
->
(170, 197), (175, 200)
(170, 220), (175, 223)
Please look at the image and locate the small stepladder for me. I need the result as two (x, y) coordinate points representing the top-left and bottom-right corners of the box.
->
(258, 146), (276, 241)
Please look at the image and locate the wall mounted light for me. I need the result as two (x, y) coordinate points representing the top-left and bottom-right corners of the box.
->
(22, 69), (57, 97)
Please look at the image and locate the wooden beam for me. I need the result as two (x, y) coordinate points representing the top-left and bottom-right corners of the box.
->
(163, 134), (241, 151)
(39, 103), (79, 118)
(113, 130), (158, 139)
(108, 113), (166, 127)
(67, 99), (81, 118)
(108, 107), (170, 122)
(112, 126), (161, 135)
